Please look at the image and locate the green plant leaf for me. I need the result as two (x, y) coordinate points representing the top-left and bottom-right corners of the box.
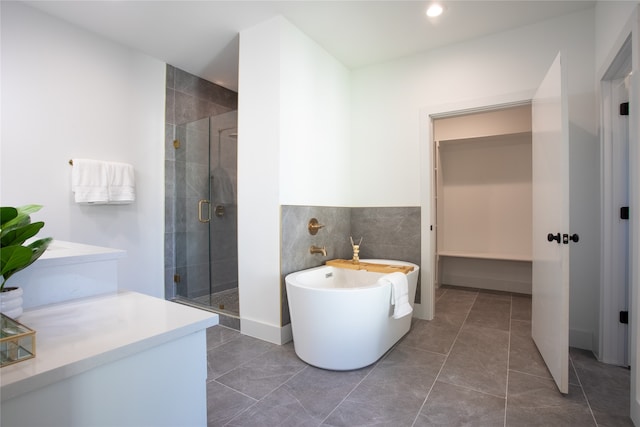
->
(1, 205), (41, 231)
(22, 237), (53, 269)
(16, 205), (43, 216)
(0, 205), (49, 290)
(0, 246), (33, 278)
(1, 221), (44, 247)
(0, 207), (18, 227)
(0, 238), (52, 288)
(1, 212), (30, 233)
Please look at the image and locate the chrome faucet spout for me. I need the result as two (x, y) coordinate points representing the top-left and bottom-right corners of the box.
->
(310, 245), (327, 257)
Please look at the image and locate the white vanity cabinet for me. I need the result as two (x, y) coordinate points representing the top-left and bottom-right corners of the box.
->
(0, 291), (218, 427)
(6, 240), (126, 310)
(1, 241), (218, 426)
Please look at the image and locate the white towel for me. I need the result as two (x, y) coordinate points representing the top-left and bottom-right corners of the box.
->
(379, 272), (413, 319)
(106, 161), (135, 204)
(71, 159), (109, 204)
(71, 159), (135, 204)
(211, 166), (235, 205)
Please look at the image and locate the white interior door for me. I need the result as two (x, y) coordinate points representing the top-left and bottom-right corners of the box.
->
(531, 53), (570, 394)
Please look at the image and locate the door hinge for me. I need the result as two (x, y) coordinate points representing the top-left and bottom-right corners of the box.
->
(621, 206), (630, 220)
(620, 311), (629, 324)
(174, 273), (181, 283)
(620, 102), (629, 116)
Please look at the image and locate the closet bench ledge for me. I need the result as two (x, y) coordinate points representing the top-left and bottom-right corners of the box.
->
(438, 251), (532, 262)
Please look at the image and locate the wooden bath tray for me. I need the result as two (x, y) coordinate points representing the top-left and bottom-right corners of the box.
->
(325, 259), (414, 274)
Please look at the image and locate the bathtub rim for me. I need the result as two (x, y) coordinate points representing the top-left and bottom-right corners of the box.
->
(285, 259), (420, 291)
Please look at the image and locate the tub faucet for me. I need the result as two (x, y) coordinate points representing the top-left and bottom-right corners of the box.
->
(310, 245), (327, 256)
(350, 236), (362, 264)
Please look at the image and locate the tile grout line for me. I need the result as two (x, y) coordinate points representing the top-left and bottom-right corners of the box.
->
(410, 290), (479, 427)
(222, 364), (313, 427)
(570, 354), (599, 426)
(277, 365), (328, 426)
(206, 325), (242, 351)
(208, 336), (281, 384)
(317, 358), (381, 426)
(214, 379), (260, 403)
(504, 294), (513, 427)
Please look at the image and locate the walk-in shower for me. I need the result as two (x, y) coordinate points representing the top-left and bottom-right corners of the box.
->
(172, 110), (239, 319)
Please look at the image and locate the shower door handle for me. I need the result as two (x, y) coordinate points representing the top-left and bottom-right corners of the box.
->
(198, 199), (211, 223)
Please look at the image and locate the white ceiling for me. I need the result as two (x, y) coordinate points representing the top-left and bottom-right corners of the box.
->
(24, 0), (595, 92)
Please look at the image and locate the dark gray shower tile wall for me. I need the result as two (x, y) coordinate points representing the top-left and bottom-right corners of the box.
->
(209, 111), (239, 296)
(166, 65), (237, 126)
(210, 204), (239, 294)
(179, 118), (211, 298)
(165, 64), (238, 300)
(280, 205), (421, 326)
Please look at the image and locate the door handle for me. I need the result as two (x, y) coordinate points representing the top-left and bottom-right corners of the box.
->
(198, 199), (211, 223)
(547, 233), (561, 244)
(563, 233), (579, 244)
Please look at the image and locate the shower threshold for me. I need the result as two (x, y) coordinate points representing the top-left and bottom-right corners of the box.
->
(174, 288), (239, 318)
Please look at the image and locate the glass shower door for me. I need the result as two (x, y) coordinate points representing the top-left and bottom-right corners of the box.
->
(208, 112), (239, 316)
(175, 116), (212, 305)
(173, 111), (239, 317)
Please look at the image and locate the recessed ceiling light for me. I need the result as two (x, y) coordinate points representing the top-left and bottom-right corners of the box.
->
(426, 3), (444, 18)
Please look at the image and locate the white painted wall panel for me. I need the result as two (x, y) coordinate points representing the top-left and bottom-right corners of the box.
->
(0, 2), (165, 298)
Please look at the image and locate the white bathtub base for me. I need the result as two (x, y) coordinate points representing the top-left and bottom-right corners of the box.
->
(286, 260), (419, 371)
(293, 307), (413, 371)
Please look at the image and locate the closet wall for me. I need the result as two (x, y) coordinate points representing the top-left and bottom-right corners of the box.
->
(435, 104), (533, 294)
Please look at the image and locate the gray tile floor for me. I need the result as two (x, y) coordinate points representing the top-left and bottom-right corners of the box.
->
(205, 286), (633, 426)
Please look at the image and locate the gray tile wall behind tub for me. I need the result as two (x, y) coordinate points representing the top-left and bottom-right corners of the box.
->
(280, 206), (421, 326)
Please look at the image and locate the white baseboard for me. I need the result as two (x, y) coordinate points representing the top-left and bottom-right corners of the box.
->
(569, 328), (594, 352)
(240, 317), (292, 345)
(439, 257), (532, 295)
(443, 273), (531, 294)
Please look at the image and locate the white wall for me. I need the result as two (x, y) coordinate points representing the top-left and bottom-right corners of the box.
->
(238, 16), (351, 343)
(0, 2), (166, 298)
(351, 8), (596, 206)
(280, 20), (351, 206)
(350, 9), (599, 349)
(595, 1), (639, 76)
(237, 17), (283, 343)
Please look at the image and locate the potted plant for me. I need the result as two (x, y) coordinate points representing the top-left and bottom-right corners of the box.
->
(0, 205), (52, 318)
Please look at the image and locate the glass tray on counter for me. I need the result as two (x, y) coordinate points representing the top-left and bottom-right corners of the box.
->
(1, 313), (36, 367)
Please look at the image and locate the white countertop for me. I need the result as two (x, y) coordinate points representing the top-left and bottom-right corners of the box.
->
(0, 291), (218, 401)
(35, 240), (127, 267)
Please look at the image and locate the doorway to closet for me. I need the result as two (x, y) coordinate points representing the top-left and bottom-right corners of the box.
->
(433, 104), (533, 294)
(427, 55), (572, 394)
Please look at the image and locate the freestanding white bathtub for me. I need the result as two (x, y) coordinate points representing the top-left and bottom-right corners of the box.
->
(285, 259), (419, 370)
